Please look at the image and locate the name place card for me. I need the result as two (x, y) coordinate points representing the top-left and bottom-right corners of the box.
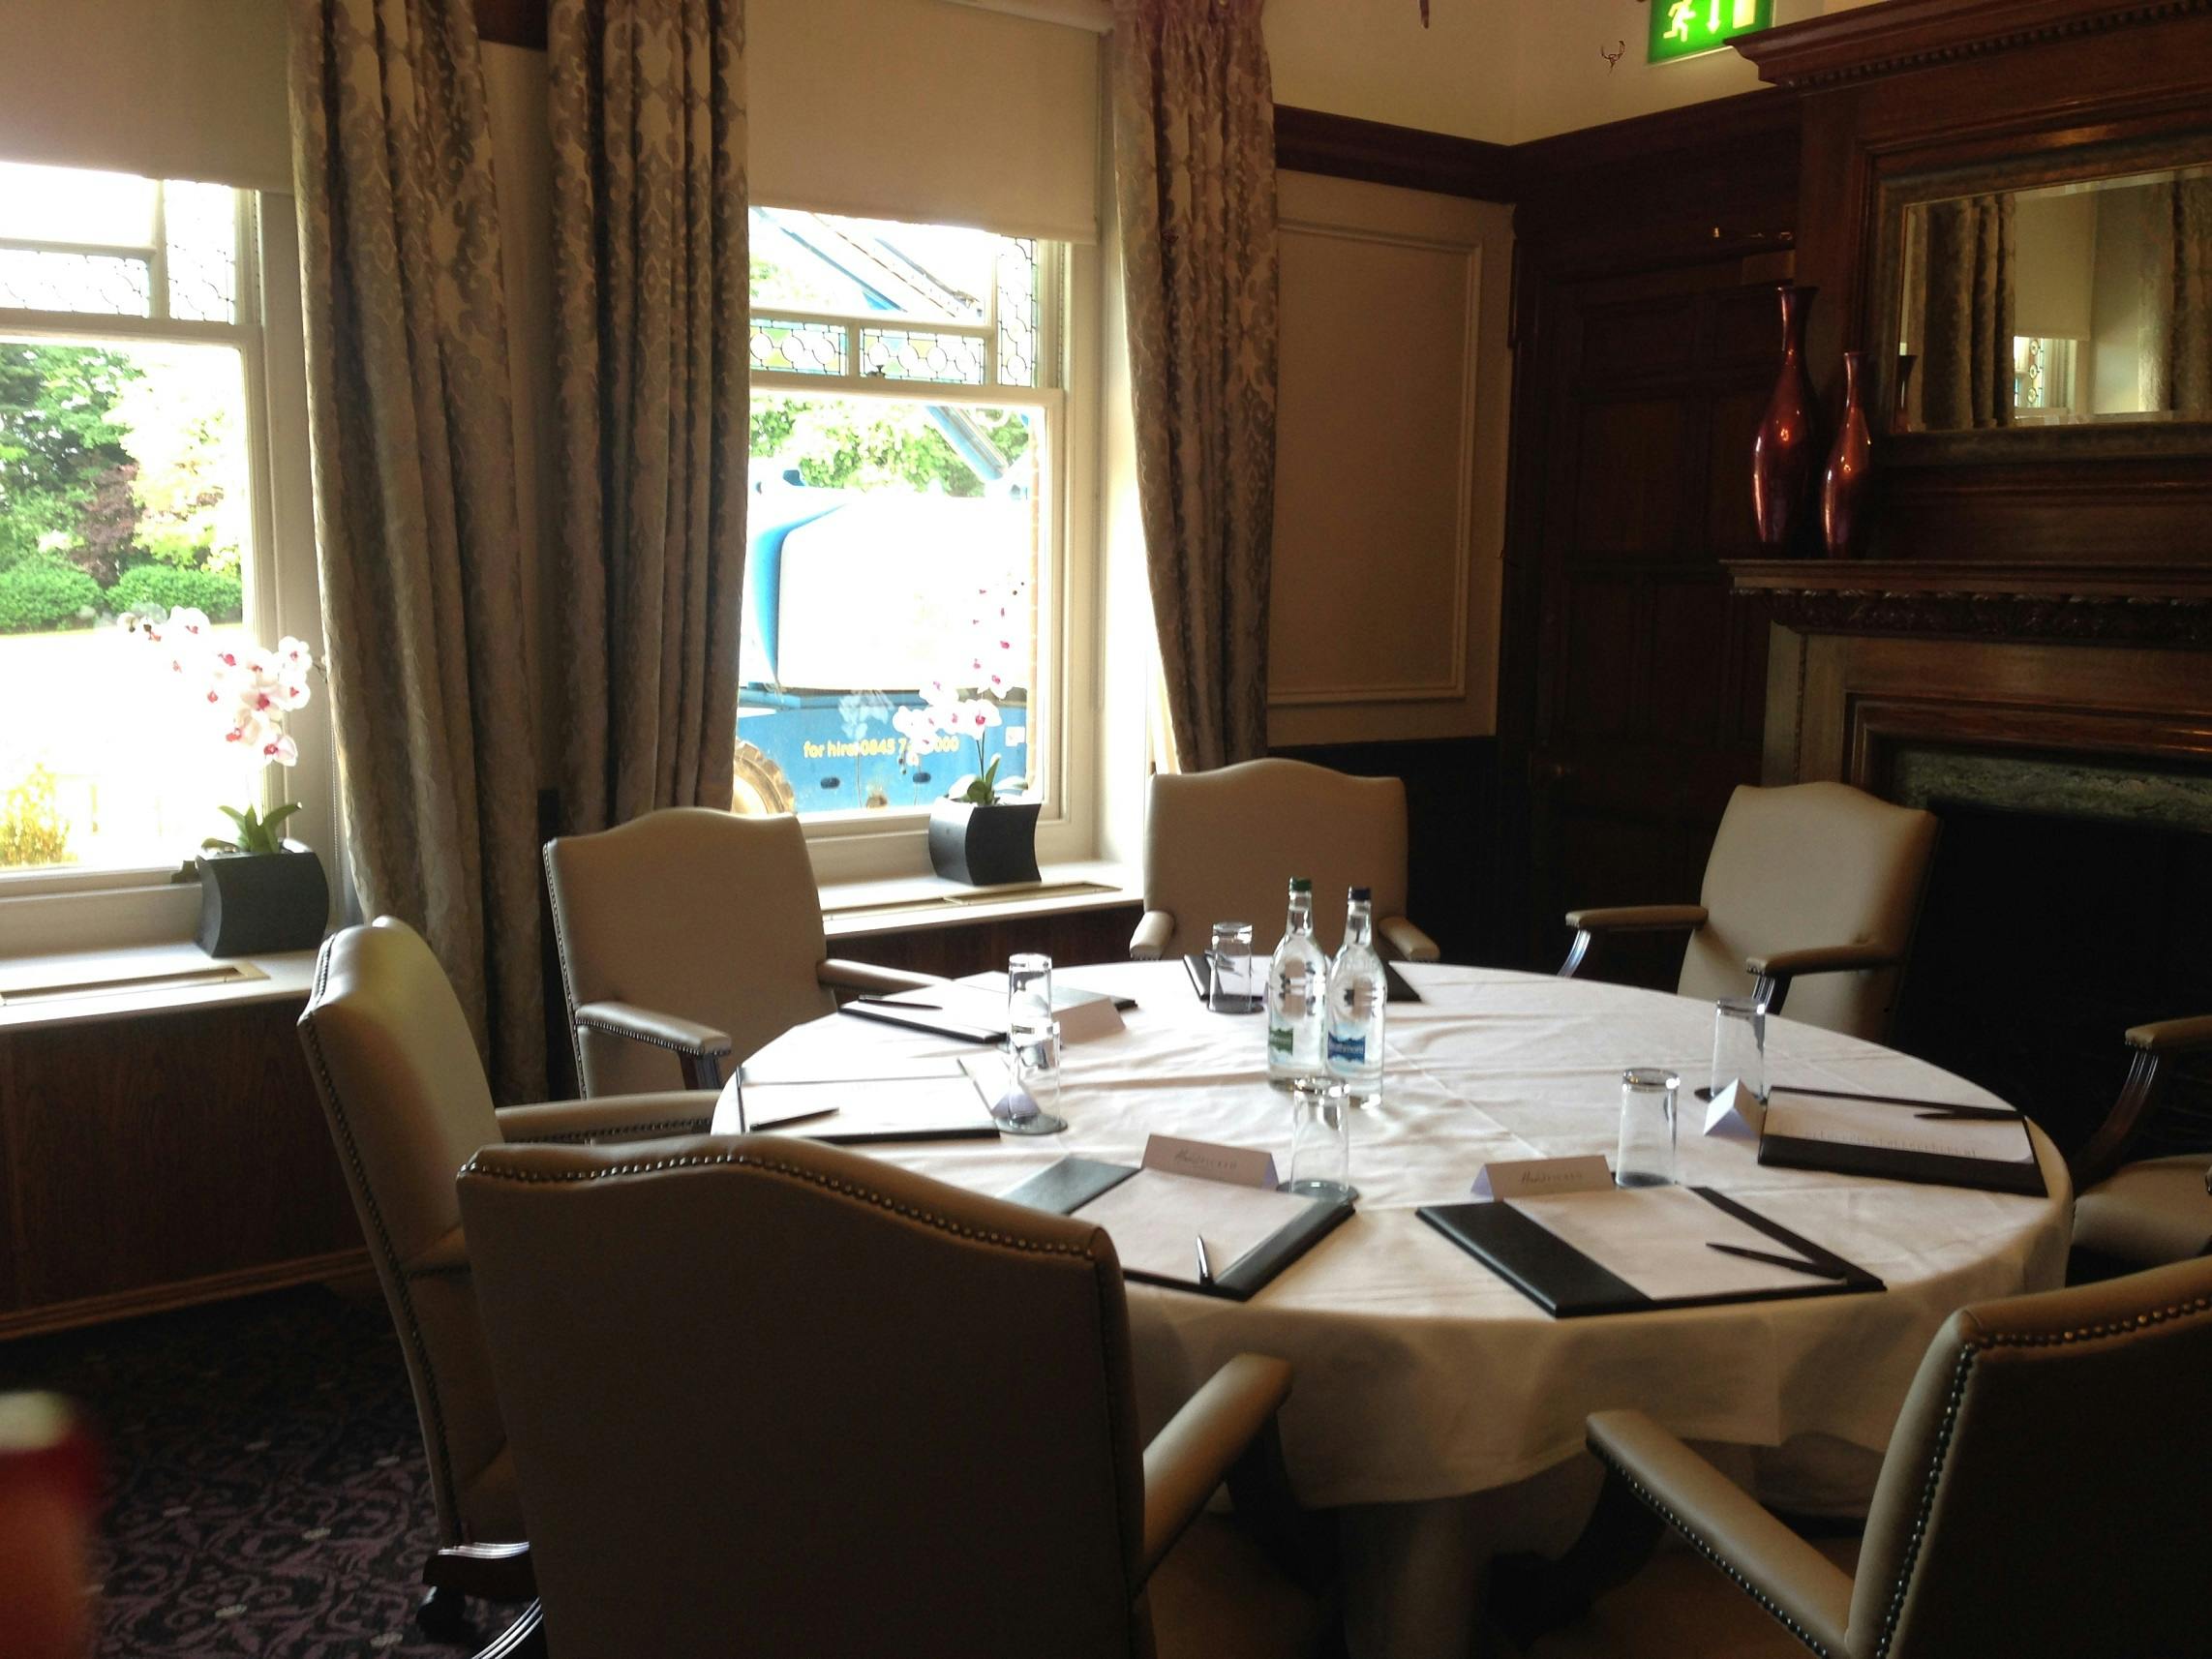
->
(1703, 1079), (1768, 1141)
(1142, 1133), (1279, 1191)
(1470, 1154), (1612, 1200)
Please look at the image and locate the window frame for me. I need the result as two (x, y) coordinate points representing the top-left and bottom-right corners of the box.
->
(745, 211), (1101, 884)
(0, 179), (331, 949)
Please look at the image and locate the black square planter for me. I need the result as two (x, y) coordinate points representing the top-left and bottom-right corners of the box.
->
(926, 799), (1042, 888)
(194, 843), (330, 957)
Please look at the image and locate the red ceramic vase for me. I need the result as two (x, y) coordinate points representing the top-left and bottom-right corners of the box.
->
(1750, 284), (1819, 556)
(1822, 350), (1874, 558)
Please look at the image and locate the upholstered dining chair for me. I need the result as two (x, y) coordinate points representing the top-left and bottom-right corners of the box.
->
(1505, 1252), (2212, 1659)
(297, 918), (715, 1636)
(2069, 1013), (2212, 1276)
(455, 1132), (1338, 1659)
(1559, 781), (1938, 1042)
(544, 807), (937, 1098)
(1131, 758), (1439, 962)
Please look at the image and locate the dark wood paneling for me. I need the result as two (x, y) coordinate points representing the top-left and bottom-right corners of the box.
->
(1736, 0), (2212, 89)
(1273, 106), (1516, 200)
(840, 903), (1145, 981)
(0, 999), (362, 1339)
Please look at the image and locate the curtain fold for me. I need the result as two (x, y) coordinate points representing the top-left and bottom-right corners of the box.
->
(2141, 174), (2212, 418)
(289, 0), (546, 1101)
(1110, 0), (1279, 773)
(549, 0), (749, 831)
(1920, 194), (2015, 431)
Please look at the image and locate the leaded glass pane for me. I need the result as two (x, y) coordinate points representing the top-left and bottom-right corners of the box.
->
(750, 317), (847, 376)
(164, 182), (239, 323)
(858, 327), (986, 385)
(0, 249), (152, 317)
(996, 238), (1040, 389)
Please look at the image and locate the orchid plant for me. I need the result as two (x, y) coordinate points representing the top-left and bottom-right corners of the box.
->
(134, 606), (319, 856)
(892, 580), (1029, 806)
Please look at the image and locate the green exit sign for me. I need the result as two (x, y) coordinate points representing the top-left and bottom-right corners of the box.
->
(1649, 0), (1774, 62)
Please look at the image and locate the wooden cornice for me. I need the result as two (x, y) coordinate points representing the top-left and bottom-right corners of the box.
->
(1734, 0), (2212, 89)
(1729, 558), (2212, 647)
(1273, 106), (1517, 201)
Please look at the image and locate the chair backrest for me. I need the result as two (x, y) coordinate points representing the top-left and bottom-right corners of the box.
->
(457, 1134), (1151, 1659)
(1142, 758), (1411, 956)
(1847, 1253), (2212, 1659)
(296, 919), (511, 1546)
(1682, 781), (1938, 1041)
(544, 808), (836, 1096)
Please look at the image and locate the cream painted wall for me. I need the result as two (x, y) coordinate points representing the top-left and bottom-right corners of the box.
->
(1266, 171), (1512, 745)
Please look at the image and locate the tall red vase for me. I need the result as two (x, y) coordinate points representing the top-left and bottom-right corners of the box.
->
(1822, 350), (1873, 558)
(1750, 284), (1819, 556)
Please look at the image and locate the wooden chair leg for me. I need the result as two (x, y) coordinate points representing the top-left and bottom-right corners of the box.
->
(471, 1602), (546, 1659)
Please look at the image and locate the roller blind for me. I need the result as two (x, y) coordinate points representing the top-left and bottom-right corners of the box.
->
(0, 0), (292, 196)
(748, 0), (1103, 244)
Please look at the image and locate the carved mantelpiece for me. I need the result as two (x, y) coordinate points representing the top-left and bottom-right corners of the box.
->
(1730, 560), (2212, 648)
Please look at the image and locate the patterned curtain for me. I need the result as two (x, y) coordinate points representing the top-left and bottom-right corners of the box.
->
(289, 0), (546, 1101)
(548, 0), (749, 831)
(1111, 0), (1280, 773)
(2140, 174), (2212, 417)
(1920, 195), (2015, 430)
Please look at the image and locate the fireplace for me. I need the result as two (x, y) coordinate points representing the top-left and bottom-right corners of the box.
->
(1739, 581), (2212, 1163)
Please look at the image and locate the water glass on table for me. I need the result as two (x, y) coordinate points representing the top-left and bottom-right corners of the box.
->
(1286, 1077), (1357, 1202)
(1710, 995), (1768, 1104)
(1616, 1068), (1679, 1188)
(998, 952), (1068, 1135)
(1208, 920), (1258, 1013)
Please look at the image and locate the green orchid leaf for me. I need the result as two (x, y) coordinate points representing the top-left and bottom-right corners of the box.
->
(201, 836), (241, 853)
(262, 801), (303, 832)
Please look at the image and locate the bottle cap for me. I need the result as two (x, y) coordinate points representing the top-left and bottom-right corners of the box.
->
(1348, 886), (1372, 902)
(1288, 877), (1312, 893)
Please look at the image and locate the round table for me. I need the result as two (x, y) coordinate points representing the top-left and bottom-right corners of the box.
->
(742, 962), (2071, 1654)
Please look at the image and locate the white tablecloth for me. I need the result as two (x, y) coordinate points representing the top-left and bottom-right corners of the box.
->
(748, 963), (2071, 1515)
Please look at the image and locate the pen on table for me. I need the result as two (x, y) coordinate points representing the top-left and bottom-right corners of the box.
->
(1195, 1234), (1214, 1287)
(1704, 1241), (1850, 1282)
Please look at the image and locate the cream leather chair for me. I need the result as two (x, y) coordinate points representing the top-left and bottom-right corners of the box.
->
(456, 1133), (1336, 1659)
(1515, 1253), (2212, 1659)
(1560, 781), (1938, 1041)
(1132, 758), (1439, 961)
(297, 918), (714, 1634)
(543, 807), (935, 1097)
(2070, 1014), (2212, 1273)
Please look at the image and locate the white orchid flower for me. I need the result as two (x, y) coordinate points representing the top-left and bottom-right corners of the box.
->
(276, 636), (316, 672)
(956, 699), (1003, 731)
(259, 733), (300, 767)
(168, 607), (212, 638)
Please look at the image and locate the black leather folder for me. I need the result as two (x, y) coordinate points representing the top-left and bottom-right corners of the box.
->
(1002, 1156), (1354, 1301)
(836, 996), (1003, 1044)
(1182, 954), (1422, 1005)
(1756, 1112), (2046, 1197)
(1417, 1186), (1885, 1318)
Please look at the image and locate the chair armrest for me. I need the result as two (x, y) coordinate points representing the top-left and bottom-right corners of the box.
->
(1130, 909), (1174, 961)
(1586, 1409), (1852, 1657)
(819, 958), (943, 997)
(1138, 1353), (1293, 1583)
(1559, 906), (1707, 978)
(2126, 1014), (2212, 1054)
(1378, 915), (1441, 963)
(405, 1225), (471, 1278)
(572, 999), (732, 1090)
(1745, 943), (1899, 1020)
(496, 1092), (716, 1145)
(425, 1541), (534, 1601)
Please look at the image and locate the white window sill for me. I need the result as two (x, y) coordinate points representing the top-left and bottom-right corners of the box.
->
(819, 859), (1139, 942)
(0, 941), (320, 1034)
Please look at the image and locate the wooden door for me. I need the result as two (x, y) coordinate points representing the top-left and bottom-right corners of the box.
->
(1510, 264), (1782, 984)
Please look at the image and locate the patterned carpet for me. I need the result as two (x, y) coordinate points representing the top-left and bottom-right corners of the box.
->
(0, 1286), (524, 1658)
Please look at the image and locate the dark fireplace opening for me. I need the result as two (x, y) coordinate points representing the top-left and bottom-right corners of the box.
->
(1889, 782), (2212, 1162)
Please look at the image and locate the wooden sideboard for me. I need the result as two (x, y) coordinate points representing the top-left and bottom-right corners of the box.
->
(0, 992), (365, 1342)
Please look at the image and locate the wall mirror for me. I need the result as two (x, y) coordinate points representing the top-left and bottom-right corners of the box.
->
(1873, 140), (2212, 455)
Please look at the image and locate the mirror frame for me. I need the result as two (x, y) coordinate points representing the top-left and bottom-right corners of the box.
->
(1869, 127), (2212, 467)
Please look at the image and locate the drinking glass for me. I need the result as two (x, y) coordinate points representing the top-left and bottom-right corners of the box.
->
(1616, 1069), (1680, 1188)
(1709, 996), (1768, 1104)
(998, 952), (1067, 1135)
(1208, 920), (1257, 1014)
(1286, 1077), (1357, 1202)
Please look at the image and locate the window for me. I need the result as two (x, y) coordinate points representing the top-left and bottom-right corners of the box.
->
(0, 160), (320, 903)
(743, 205), (1088, 874)
(2012, 335), (2080, 421)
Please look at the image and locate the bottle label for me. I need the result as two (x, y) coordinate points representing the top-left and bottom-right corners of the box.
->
(1326, 1032), (1367, 1065)
(1268, 1025), (1294, 1058)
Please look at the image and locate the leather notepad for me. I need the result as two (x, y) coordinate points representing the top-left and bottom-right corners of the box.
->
(1182, 954), (1422, 1005)
(1755, 1095), (2046, 1197)
(1417, 1186), (1884, 1318)
(1000, 1156), (1353, 1301)
(836, 994), (1004, 1045)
